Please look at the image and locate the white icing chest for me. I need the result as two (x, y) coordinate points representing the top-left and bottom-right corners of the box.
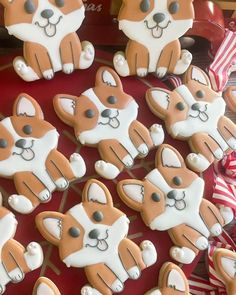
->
(106, 254), (129, 283)
(0, 262), (11, 287)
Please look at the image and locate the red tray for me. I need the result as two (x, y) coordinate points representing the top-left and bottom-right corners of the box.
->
(0, 50), (213, 295)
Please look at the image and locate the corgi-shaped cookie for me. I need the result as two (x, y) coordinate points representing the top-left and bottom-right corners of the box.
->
(146, 66), (236, 172)
(0, 0), (95, 82)
(145, 262), (190, 295)
(213, 248), (236, 295)
(54, 66), (164, 179)
(0, 193), (43, 294)
(118, 144), (225, 264)
(113, 0), (194, 78)
(36, 179), (157, 295)
(33, 277), (60, 295)
(0, 93), (86, 214)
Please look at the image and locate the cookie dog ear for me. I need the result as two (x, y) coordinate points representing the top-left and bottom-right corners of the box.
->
(82, 179), (114, 207)
(13, 93), (44, 119)
(33, 277), (61, 295)
(0, 0), (12, 7)
(184, 66), (211, 87)
(53, 94), (77, 127)
(95, 67), (123, 90)
(146, 88), (171, 119)
(156, 144), (185, 169)
(224, 86), (236, 113)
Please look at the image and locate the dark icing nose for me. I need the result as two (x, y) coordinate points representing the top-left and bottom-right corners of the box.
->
(89, 229), (100, 239)
(191, 103), (201, 111)
(101, 109), (112, 118)
(153, 13), (165, 24)
(41, 9), (54, 19)
(167, 190), (177, 200)
(15, 139), (26, 148)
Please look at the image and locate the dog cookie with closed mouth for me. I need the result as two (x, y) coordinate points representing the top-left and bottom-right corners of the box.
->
(33, 277), (61, 295)
(54, 66), (164, 180)
(0, 193), (43, 294)
(118, 144), (226, 264)
(113, 0), (194, 78)
(145, 262), (190, 295)
(212, 248), (236, 295)
(146, 65), (236, 172)
(0, 0), (95, 82)
(36, 179), (157, 295)
(0, 93), (86, 214)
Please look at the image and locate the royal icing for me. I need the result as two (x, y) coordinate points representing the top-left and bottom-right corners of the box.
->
(32, 277), (61, 295)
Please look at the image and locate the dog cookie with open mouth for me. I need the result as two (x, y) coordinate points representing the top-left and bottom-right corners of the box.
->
(145, 262), (190, 295)
(212, 248), (236, 295)
(0, 193), (44, 294)
(113, 0), (194, 78)
(54, 66), (165, 180)
(146, 65), (236, 172)
(36, 179), (157, 295)
(0, 0), (95, 82)
(32, 277), (61, 295)
(0, 93), (86, 214)
(118, 144), (226, 264)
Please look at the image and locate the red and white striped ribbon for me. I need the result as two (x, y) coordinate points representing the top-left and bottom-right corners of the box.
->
(208, 29), (236, 92)
(162, 74), (182, 89)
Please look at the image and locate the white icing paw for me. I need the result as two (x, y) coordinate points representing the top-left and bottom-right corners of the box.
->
(186, 153), (210, 172)
(95, 160), (120, 179)
(137, 143), (149, 157)
(13, 57), (39, 82)
(81, 286), (102, 295)
(150, 124), (165, 146)
(213, 148), (224, 160)
(137, 67), (148, 77)
(80, 41), (95, 69)
(0, 284), (5, 295)
(25, 242), (43, 270)
(111, 279), (124, 293)
(173, 50), (192, 75)
(9, 268), (24, 282)
(210, 223), (223, 236)
(55, 177), (69, 191)
(181, 50), (192, 65)
(195, 236), (209, 250)
(140, 240), (157, 267)
(8, 194), (34, 214)
(38, 189), (51, 202)
(156, 67), (167, 78)
(63, 63), (74, 74)
(128, 266), (141, 280)
(122, 154), (134, 168)
(170, 246), (195, 264)
(70, 153), (86, 178)
(43, 69), (54, 80)
(113, 51), (130, 77)
(227, 137), (236, 150)
(219, 205), (234, 225)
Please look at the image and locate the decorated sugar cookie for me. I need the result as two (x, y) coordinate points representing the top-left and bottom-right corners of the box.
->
(0, 193), (43, 294)
(36, 179), (157, 295)
(146, 66), (236, 172)
(145, 262), (190, 295)
(224, 86), (236, 113)
(113, 0), (194, 78)
(0, 93), (86, 214)
(54, 66), (164, 179)
(118, 144), (225, 264)
(0, 0), (95, 82)
(33, 277), (61, 295)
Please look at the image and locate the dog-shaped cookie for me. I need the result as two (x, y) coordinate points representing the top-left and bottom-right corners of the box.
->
(0, 0), (95, 81)
(36, 179), (157, 295)
(113, 0), (194, 78)
(118, 144), (225, 264)
(0, 93), (86, 214)
(146, 66), (236, 172)
(54, 66), (164, 179)
(0, 193), (43, 294)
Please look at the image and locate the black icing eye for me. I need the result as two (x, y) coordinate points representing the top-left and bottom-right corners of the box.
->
(68, 227), (80, 238)
(176, 102), (185, 111)
(22, 125), (32, 135)
(107, 96), (117, 104)
(93, 211), (104, 222)
(24, 0), (36, 14)
(172, 176), (182, 186)
(140, 0), (150, 13)
(196, 90), (205, 98)
(169, 1), (180, 14)
(0, 138), (7, 148)
(85, 109), (95, 118)
(151, 192), (161, 202)
(55, 0), (64, 7)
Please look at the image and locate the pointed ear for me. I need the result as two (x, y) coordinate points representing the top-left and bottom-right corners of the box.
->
(117, 180), (144, 212)
(33, 277), (61, 295)
(13, 93), (44, 119)
(82, 179), (113, 206)
(224, 86), (236, 113)
(184, 66), (211, 87)
(95, 67), (123, 89)
(146, 88), (171, 119)
(155, 144), (185, 169)
(53, 95), (77, 127)
(0, 0), (12, 7)
(35, 212), (65, 246)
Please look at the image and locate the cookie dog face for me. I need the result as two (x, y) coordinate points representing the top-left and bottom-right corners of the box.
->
(0, 0), (85, 41)
(36, 179), (130, 267)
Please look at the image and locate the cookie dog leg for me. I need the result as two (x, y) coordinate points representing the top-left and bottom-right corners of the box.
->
(218, 116), (236, 150)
